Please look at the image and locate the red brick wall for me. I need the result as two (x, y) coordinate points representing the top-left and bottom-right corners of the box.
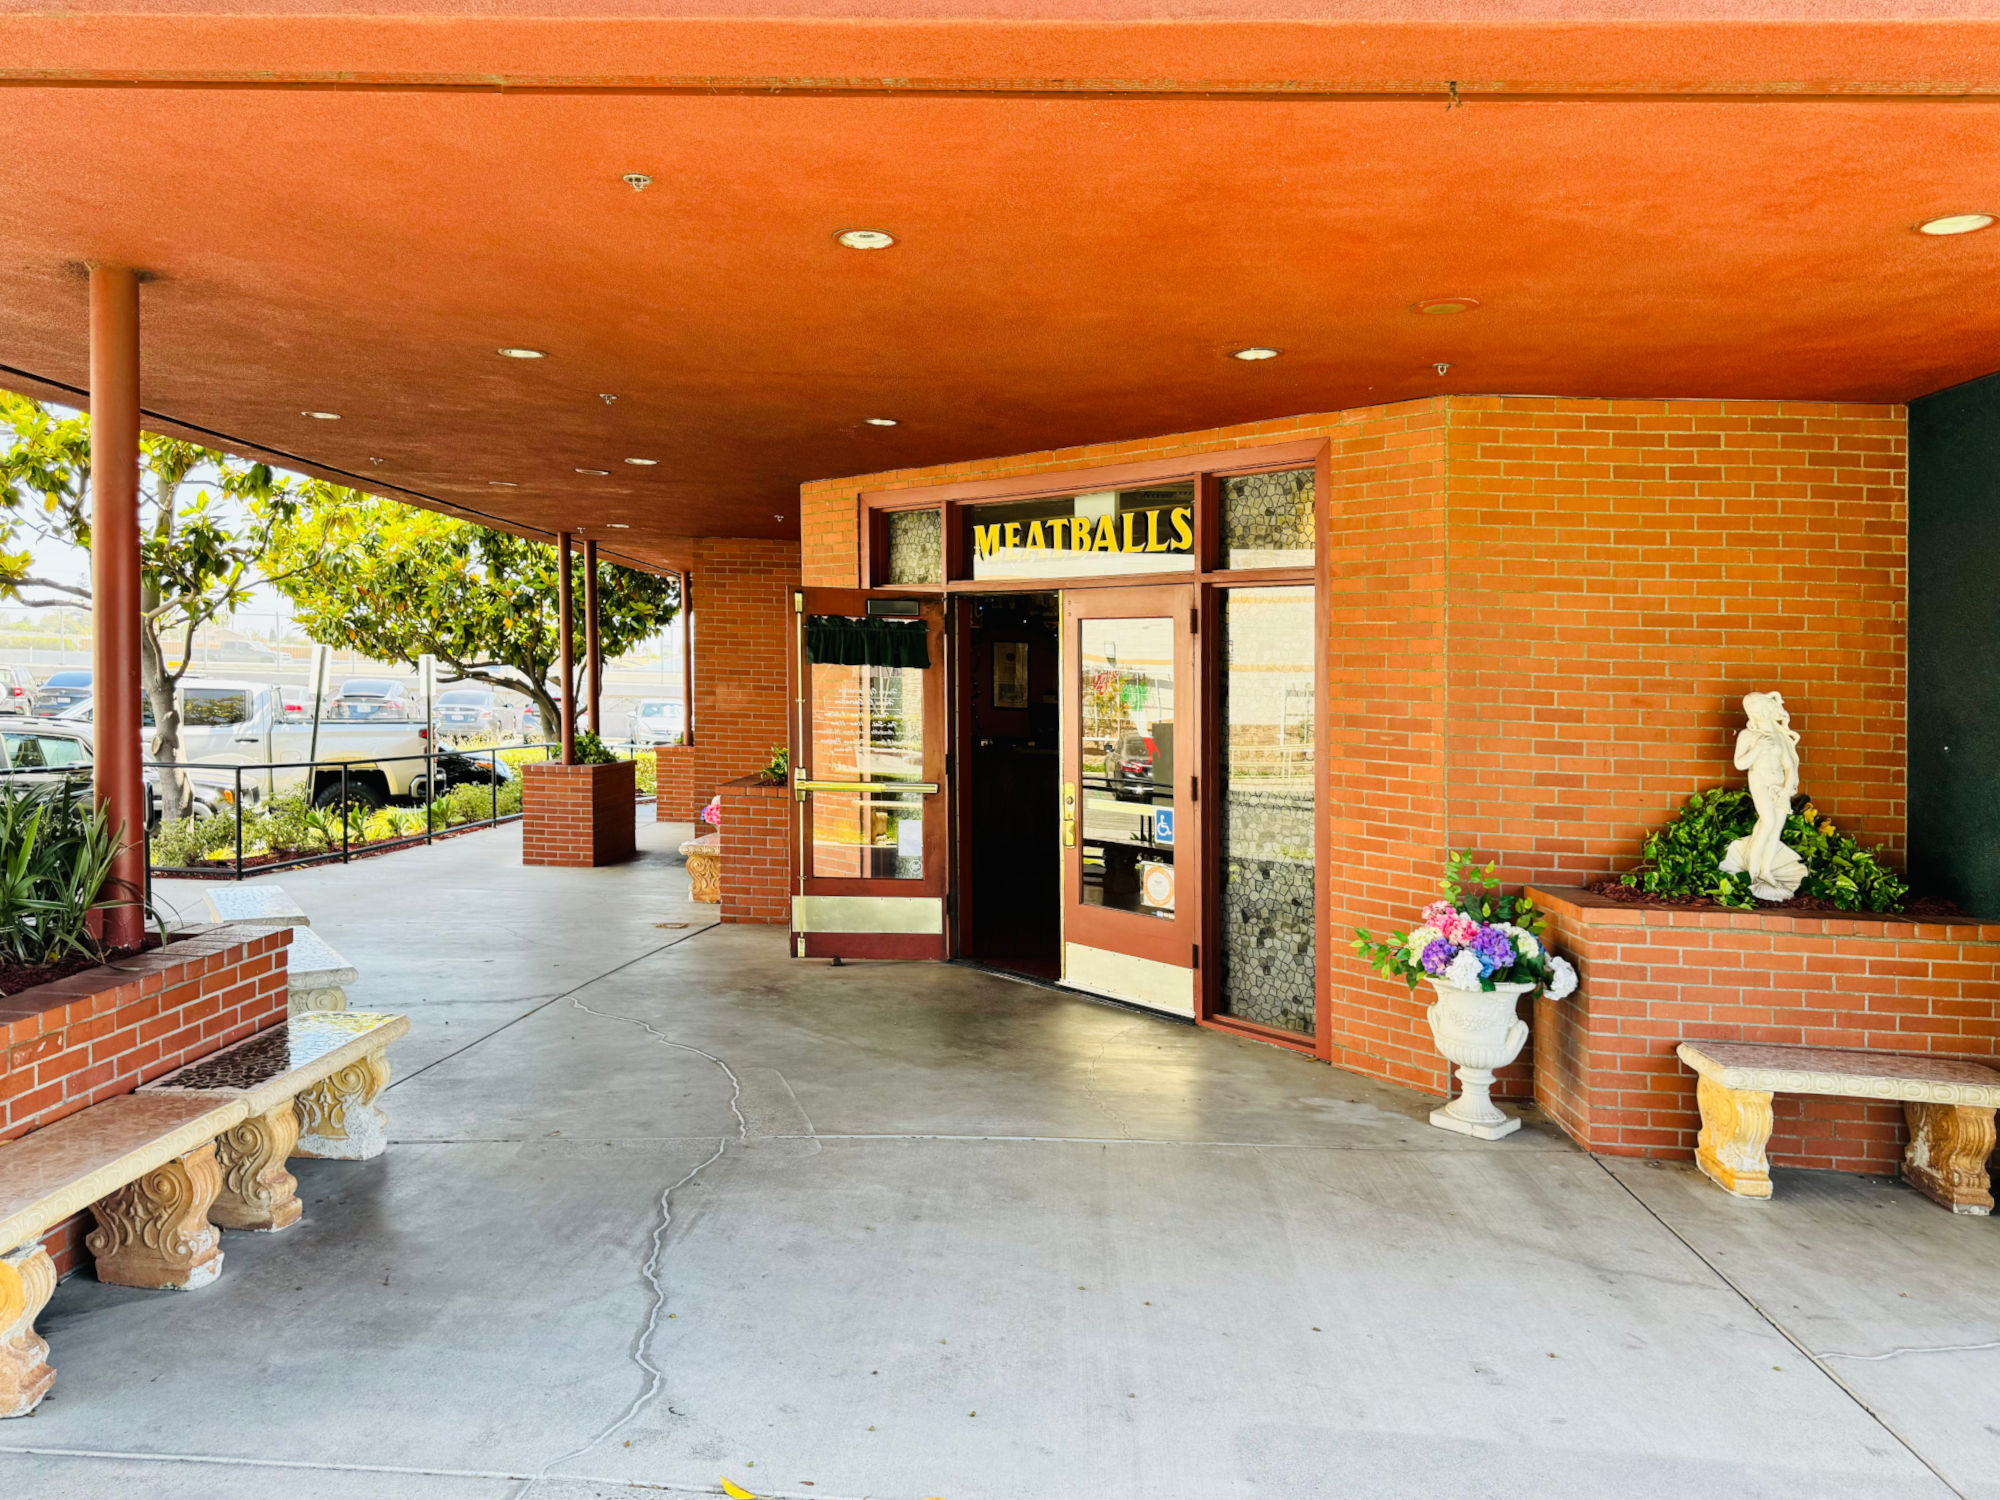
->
(689, 538), (797, 801)
(521, 760), (638, 867)
(0, 923), (289, 1278)
(720, 775), (792, 924)
(1444, 398), (1907, 884)
(1534, 886), (2000, 1171)
(654, 745), (699, 822)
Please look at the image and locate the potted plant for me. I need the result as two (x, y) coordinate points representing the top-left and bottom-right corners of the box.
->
(1354, 852), (1577, 1140)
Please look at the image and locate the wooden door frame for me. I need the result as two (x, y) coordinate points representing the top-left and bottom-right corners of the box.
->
(793, 586), (951, 903)
(1060, 582), (1201, 971)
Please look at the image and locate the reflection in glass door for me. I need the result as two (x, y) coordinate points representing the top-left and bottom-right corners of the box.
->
(1060, 585), (1198, 1015)
(1078, 615), (1177, 919)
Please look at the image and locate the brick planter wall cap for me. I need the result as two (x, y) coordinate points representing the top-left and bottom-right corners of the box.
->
(1531, 885), (2000, 944)
(0, 923), (285, 1033)
(722, 773), (788, 791)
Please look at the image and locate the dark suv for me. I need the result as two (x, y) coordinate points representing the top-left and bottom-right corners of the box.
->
(32, 669), (91, 717)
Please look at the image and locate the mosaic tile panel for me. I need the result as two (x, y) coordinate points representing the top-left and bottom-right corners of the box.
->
(1213, 588), (1316, 1036)
(1221, 467), (1315, 570)
(883, 508), (944, 586)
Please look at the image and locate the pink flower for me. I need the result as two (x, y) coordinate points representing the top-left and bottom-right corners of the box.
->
(1442, 912), (1479, 946)
(700, 796), (723, 827)
(1421, 901), (1456, 928)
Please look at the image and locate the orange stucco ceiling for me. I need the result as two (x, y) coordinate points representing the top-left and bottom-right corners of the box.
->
(2, 4), (1998, 569)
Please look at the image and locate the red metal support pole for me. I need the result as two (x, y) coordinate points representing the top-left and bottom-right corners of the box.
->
(89, 265), (147, 950)
(556, 531), (576, 765)
(583, 537), (602, 737)
(679, 569), (694, 746)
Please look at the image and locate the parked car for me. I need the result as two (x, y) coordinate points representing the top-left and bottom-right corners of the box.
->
(32, 669), (91, 716)
(521, 701), (543, 740)
(433, 686), (521, 742)
(630, 698), (685, 746)
(211, 638), (280, 664)
(0, 717), (222, 827)
(326, 677), (417, 723)
(0, 666), (35, 716)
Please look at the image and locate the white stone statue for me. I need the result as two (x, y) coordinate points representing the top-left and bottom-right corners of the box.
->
(1719, 690), (1809, 901)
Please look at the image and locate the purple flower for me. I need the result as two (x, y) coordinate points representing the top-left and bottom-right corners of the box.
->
(1471, 926), (1516, 975)
(1420, 939), (1456, 976)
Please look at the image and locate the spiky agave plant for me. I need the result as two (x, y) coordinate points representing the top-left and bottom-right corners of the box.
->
(0, 779), (155, 968)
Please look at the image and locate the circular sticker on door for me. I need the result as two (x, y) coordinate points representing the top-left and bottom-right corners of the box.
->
(1140, 861), (1175, 911)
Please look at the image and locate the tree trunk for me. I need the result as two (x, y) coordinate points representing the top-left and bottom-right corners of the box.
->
(137, 621), (190, 824)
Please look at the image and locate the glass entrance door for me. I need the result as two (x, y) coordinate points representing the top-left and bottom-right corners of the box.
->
(791, 588), (949, 959)
(1060, 584), (1199, 1014)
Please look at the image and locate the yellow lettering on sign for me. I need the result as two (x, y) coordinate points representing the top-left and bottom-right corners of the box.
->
(1122, 511), (1139, 552)
(1094, 515), (1118, 552)
(973, 523), (1002, 558)
(1171, 507), (1193, 551)
(1004, 521), (1022, 550)
(1071, 516), (1092, 551)
(1026, 520), (1046, 549)
(1145, 508), (1166, 552)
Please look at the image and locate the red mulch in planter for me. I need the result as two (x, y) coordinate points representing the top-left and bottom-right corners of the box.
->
(0, 933), (167, 997)
(1580, 878), (1964, 922)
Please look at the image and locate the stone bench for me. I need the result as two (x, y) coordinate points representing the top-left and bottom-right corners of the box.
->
(0, 1010), (407, 1416)
(2, 1092), (248, 1415)
(1677, 1040), (2000, 1213)
(681, 832), (721, 904)
(200, 884), (309, 930)
(285, 926), (359, 1014)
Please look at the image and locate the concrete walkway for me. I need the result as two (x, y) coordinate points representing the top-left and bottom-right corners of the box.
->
(4, 819), (1998, 1499)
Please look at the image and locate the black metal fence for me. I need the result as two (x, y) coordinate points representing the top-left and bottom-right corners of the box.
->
(0, 740), (661, 881)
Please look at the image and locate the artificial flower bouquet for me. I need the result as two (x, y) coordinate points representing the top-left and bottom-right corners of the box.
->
(700, 795), (723, 828)
(1353, 850), (1577, 999)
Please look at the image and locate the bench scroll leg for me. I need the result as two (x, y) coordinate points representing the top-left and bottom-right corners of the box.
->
(1693, 1075), (1774, 1199)
(87, 1143), (225, 1290)
(1902, 1102), (1996, 1216)
(294, 1050), (391, 1161)
(212, 1101), (304, 1232)
(0, 1245), (56, 1417)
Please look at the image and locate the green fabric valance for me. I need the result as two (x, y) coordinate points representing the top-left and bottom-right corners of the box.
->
(805, 615), (931, 669)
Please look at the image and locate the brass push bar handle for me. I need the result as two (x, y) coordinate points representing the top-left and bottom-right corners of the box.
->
(795, 780), (941, 795)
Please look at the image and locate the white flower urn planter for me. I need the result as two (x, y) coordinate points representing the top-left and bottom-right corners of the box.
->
(1424, 978), (1536, 1140)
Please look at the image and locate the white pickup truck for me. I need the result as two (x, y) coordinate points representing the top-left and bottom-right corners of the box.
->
(70, 678), (504, 809)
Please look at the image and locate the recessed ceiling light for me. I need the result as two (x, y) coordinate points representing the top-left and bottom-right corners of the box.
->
(836, 229), (896, 250)
(1918, 213), (1994, 236)
(302, 410), (341, 420)
(1433, 362), (1453, 375)
(624, 458), (658, 466)
(368, 457), (384, 464)
(497, 347), (545, 359)
(599, 393), (618, 404)
(606, 522), (631, 528)
(1231, 347), (1281, 361)
(865, 417), (899, 427)
(622, 173), (652, 192)
(1414, 297), (1481, 315)
(575, 467), (610, 476)
(489, 480), (518, 487)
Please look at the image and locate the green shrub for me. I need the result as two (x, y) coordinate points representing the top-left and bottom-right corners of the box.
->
(572, 730), (619, 766)
(151, 810), (235, 867)
(1621, 787), (1909, 912)
(634, 754), (657, 797)
(0, 780), (153, 964)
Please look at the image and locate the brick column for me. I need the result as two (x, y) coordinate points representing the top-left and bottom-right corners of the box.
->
(719, 774), (793, 924)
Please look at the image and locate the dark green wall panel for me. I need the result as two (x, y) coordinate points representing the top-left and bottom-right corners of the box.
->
(1909, 372), (2000, 918)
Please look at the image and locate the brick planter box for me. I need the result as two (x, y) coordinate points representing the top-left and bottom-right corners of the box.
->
(719, 774), (792, 924)
(1, 922), (290, 1274)
(1532, 885), (2000, 1174)
(521, 759), (638, 867)
(654, 745), (700, 823)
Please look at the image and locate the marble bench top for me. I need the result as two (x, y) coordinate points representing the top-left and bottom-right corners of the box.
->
(201, 885), (309, 929)
(142, 1011), (409, 1118)
(0, 1093), (249, 1256)
(678, 833), (721, 855)
(1677, 1041), (2000, 1108)
(285, 926), (358, 991)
